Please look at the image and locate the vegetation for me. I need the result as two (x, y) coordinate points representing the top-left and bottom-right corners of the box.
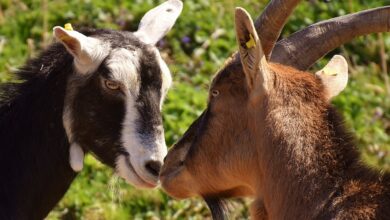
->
(0, 0), (389, 219)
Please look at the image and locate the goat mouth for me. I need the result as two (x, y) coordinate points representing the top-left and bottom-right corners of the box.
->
(120, 153), (157, 188)
(160, 166), (182, 183)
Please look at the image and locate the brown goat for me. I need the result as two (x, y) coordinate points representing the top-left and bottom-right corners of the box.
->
(160, 2), (390, 219)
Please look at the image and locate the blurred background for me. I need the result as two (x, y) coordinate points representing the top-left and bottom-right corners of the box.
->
(0, 0), (389, 219)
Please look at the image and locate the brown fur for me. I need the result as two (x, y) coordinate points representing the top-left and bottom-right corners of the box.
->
(160, 56), (390, 219)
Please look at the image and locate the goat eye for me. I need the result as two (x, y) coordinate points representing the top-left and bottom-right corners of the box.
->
(211, 90), (220, 97)
(105, 80), (120, 90)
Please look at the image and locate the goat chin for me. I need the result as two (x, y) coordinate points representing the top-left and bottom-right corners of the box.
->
(69, 143), (84, 172)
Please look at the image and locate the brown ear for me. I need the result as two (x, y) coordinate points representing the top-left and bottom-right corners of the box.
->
(315, 55), (348, 100)
(235, 7), (266, 92)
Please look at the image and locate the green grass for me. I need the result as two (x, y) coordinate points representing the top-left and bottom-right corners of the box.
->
(1, 0), (389, 219)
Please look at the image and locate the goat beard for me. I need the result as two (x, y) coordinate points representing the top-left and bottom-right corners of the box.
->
(204, 197), (228, 220)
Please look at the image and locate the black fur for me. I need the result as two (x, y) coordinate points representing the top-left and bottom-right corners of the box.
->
(136, 47), (163, 148)
(0, 43), (76, 219)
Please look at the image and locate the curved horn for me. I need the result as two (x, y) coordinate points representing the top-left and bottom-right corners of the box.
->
(270, 6), (390, 70)
(254, 0), (301, 59)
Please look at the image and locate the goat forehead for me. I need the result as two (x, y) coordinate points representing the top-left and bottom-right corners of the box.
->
(106, 48), (140, 93)
(211, 59), (243, 88)
(105, 46), (171, 97)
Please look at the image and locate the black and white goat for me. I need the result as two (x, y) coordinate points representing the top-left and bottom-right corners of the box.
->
(0, 0), (182, 219)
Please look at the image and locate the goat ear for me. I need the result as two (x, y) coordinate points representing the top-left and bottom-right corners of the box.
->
(316, 55), (348, 100)
(53, 27), (104, 73)
(69, 143), (84, 172)
(135, 0), (183, 45)
(235, 7), (267, 92)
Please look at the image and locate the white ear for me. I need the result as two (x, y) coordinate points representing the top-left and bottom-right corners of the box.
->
(69, 143), (84, 172)
(316, 55), (348, 100)
(135, 0), (183, 45)
(53, 26), (107, 74)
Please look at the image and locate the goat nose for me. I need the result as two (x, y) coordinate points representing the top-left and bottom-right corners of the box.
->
(145, 160), (162, 177)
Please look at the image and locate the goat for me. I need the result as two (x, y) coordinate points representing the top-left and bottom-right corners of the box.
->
(0, 0), (182, 219)
(160, 1), (390, 219)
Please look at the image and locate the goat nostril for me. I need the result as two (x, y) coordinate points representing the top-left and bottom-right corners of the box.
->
(145, 160), (162, 177)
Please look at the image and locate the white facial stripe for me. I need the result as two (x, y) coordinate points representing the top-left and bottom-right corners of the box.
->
(119, 89), (165, 185)
(120, 89), (148, 180)
(117, 48), (169, 186)
(107, 47), (148, 185)
(121, 89), (139, 157)
(107, 48), (140, 95)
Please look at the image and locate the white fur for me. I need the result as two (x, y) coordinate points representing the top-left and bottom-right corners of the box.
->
(116, 155), (149, 188)
(69, 143), (84, 172)
(135, 0), (183, 45)
(106, 49), (155, 186)
(119, 89), (145, 178)
(155, 49), (173, 108)
(117, 89), (167, 186)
